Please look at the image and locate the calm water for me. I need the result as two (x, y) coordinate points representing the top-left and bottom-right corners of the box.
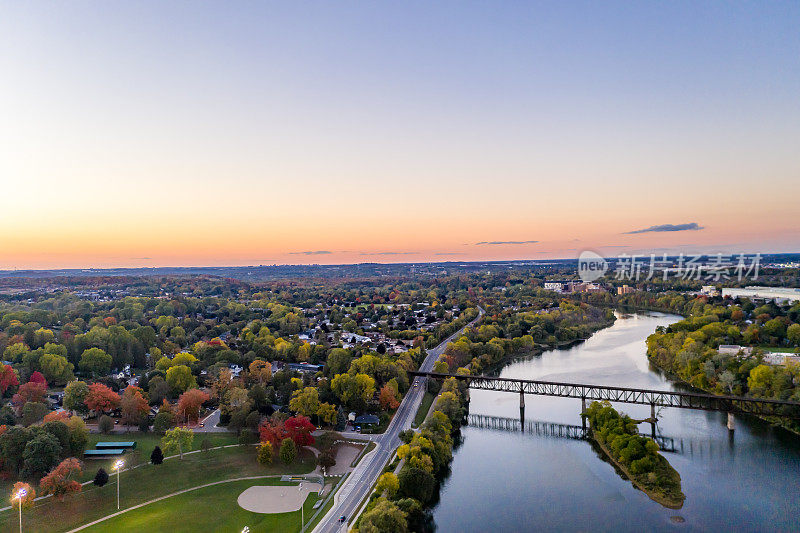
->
(432, 312), (800, 532)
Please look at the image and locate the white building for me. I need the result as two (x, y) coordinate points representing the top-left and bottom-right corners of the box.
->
(722, 286), (800, 303)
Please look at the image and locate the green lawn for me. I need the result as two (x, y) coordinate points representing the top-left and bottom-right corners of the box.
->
(0, 444), (316, 533)
(413, 391), (435, 427)
(0, 432), (239, 499)
(84, 479), (319, 533)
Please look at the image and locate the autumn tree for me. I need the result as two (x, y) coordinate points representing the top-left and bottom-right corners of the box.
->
(10, 482), (35, 511)
(39, 353), (74, 386)
(331, 373), (376, 411)
(257, 441), (273, 465)
(285, 415), (315, 446)
(120, 386), (149, 429)
(317, 402), (337, 427)
(375, 472), (399, 498)
(289, 387), (320, 418)
(12, 381), (47, 415)
(63, 380), (89, 415)
(40, 458), (82, 499)
(379, 384), (400, 410)
(359, 498), (408, 533)
(249, 360), (272, 385)
(176, 388), (210, 424)
(85, 383), (120, 414)
(259, 419), (289, 448)
(0, 363), (19, 396)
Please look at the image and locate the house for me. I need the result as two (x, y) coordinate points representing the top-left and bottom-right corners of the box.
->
(353, 414), (380, 427)
(718, 345), (752, 357)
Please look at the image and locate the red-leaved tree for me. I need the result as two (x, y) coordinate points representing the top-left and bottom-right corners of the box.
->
(285, 415), (315, 447)
(28, 371), (48, 387)
(40, 458), (82, 499)
(259, 420), (289, 448)
(176, 388), (210, 424)
(0, 363), (19, 395)
(12, 381), (47, 414)
(85, 383), (120, 414)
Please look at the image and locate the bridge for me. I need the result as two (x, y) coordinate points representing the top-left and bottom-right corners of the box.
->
(410, 371), (800, 429)
(466, 413), (678, 453)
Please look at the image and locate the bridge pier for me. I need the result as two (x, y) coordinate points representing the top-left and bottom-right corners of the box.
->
(727, 412), (735, 432)
(520, 390), (525, 431)
(650, 403), (657, 437)
(581, 397), (587, 431)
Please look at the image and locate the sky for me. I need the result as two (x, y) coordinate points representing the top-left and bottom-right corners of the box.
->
(1, 1), (798, 269)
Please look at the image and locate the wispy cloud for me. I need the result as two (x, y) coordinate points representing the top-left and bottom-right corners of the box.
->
(289, 250), (332, 255)
(434, 252), (467, 256)
(623, 223), (704, 234)
(130, 257), (152, 260)
(359, 251), (417, 256)
(475, 240), (539, 245)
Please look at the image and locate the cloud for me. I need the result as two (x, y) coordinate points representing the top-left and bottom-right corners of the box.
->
(434, 252), (467, 256)
(623, 223), (704, 234)
(359, 251), (417, 256)
(475, 240), (539, 245)
(289, 250), (332, 255)
(130, 257), (152, 260)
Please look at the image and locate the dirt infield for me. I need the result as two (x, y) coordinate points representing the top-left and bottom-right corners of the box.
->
(237, 484), (319, 514)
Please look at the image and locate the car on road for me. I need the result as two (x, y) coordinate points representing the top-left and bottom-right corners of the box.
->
(338, 515), (346, 523)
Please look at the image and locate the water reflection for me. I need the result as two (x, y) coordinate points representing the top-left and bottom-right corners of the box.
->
(432, 312), (800, 532)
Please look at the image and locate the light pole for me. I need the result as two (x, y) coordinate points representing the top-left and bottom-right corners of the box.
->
(114, 459), (125, 510)
(13, 488), (27, 533)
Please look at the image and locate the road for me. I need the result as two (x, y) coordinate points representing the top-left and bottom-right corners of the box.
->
(313, 307), (484, 533)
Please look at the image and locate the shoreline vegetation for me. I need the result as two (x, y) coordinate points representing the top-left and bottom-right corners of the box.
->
(585, 401), (685, 509)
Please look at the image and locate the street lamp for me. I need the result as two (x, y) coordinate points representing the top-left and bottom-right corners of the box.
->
(113, 459), (125, 510)
(12, 488), (27, 533)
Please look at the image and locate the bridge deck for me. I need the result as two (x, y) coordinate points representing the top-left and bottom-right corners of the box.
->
(409, 371), (800, 419)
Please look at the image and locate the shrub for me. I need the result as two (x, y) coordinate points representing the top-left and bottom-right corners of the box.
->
(98, 415), (114, 434)
(93, 467), (109, 486)
(150, 446), (164, 465)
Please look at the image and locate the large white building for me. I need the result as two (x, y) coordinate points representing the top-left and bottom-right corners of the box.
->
(721, 286), (800, 303)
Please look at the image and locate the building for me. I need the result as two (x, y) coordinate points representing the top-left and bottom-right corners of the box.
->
(700, 285), (720, 297)
(718, 345), (753, 357)
(722, 286), (800, 304)
(763, 352), (800, 366)
(617, 285), (635, 295)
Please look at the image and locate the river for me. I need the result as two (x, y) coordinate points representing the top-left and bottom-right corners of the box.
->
(431, 312), (800, 532)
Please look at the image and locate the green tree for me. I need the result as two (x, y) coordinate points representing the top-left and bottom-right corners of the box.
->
(289, 387), (319, 418)
(63, 381), (89, 415)
(398, 466), (436, 503)
(78, 348), (112, 376)
(787, 324), (800, 346)
(22, 432), (62, 478)
(279, 437), (297, 464)
(39, 353), (74, 386)
(161, 427), (194, 459)
(359, 498), (408, 533)
(66, 416), (89, 456)
(166, 365), (197, 394)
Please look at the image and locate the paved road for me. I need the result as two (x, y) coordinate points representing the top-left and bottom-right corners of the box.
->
(313, 307), (484, 532)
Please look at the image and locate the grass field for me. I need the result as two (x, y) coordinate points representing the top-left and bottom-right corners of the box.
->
(84, 478), (320, 533)
(0, 444), (316, 532)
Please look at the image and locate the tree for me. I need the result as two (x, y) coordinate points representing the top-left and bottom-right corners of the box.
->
(63, 381), (89, 415)
(10, 482), (35, 510)
(40, 458), (82, 499)
(66, 416), (89, 456)
(257, 441), (273, 465)
(153, 411), (174, 434)
(147, 376), (169, 405)
(331, 373), (376, 411)
(162, 427), (194, 459)
(93, 467), (109, 486)
(285, 415), (316, 446)
(78, 348), (113, 376)
(176, 389), (210, 424)
(279, 438), (297, 464)
(12, 381), (47, 415)
(150, 446), (164, 465)
(28, 371), (47, 387)
(165, 365), (197, 394)
(375, 472), (399, 498)
(434, 391), (463, 425)
(0, 426), (33, 474)
(39, 353), (75, 386)
(249, 360), (272, 385)
(398, 466), (436, 503)
(359, 498), (408, 533)
(85, 383), (120, 414)
(379, 384), (400, 410)
(317, 402), (337, 427)
(289, 387), (319, 418)
(788, 323), (800, 346)
(21, 402), (48, 426)
(120, 386), (149, 428)
(98, 415), (114, 434)
(318, 448), (336, 473)
(259, 420), (288, 448)
(22, 432), (62, 479)
(0, 363), (19, 396)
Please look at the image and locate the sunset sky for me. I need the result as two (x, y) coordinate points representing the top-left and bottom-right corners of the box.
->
(1, 2), (798, 269)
